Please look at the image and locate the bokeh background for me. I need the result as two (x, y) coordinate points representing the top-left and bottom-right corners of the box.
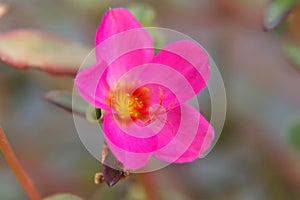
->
(1, 0), (300, 199)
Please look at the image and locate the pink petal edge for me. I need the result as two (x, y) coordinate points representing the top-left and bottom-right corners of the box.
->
(95, 7), (145, 46)
(154, 104), (215, 163)
(105, 137), (152, 170)
(153, 40), (210, 95)
(74, 62), (111, 110)
(102, 105), (184, 153)
(95, 7), (154, 64)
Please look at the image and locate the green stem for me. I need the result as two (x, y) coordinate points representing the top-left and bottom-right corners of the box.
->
(0, 126), (42, 200)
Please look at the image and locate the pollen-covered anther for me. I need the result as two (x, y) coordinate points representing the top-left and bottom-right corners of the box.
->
(111, 85), (150, 121)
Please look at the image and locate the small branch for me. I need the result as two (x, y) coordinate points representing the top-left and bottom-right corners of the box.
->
(0, 126), (42, 200)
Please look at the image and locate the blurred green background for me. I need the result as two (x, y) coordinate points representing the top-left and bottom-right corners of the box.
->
(1, 0), (300, 199)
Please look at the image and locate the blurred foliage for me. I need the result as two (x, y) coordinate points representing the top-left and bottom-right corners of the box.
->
(0, 29), (90, 76)
(0, 2), (9, 18)
(128, 3), (156, 27)
(288, 3), (300, 43)
(43, 91), (89, 117)
(125, 182), (148, 200)
(92, 181), (127, 200)
(288, 120), (300, 151)
(284, 45), (300, 68)
(43, 193), (83, 200)
(263, 0), (297, 30)
(160, 190), (190, 200)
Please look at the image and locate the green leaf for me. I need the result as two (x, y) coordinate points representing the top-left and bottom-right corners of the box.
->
(284, 44), (300, 68)
(43, 91), (89, 117)
(43, 193), (82, 200)
(128, 3), (156, 27)
(263, 0), (297, 31)
(287, 120), (300, 151)
(86, 106), (102, 123)
(0, 29), (90, 76)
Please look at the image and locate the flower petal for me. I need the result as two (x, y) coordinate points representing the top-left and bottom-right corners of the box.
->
(105, 137), (151, 170)
(103, 103), (214, 168)
(103, 108), (181, 169)
(74, 62), (111, 110)
(133, 83), (179, 112)
(105, 48), (154, 89)
(153, 40), (210, 96)
(95, 7), (154, 65)
(121, 63), (197, 106)
(96, 7), (145, 47)
(102, 106), (183, 152)
(154, 104), (215, 163)
(103, 113), (158, 153)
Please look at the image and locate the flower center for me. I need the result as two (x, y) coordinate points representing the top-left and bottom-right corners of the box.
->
(111, 85), (151, 122)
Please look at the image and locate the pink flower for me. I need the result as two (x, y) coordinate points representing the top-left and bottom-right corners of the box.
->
(75, 7), (215, 170)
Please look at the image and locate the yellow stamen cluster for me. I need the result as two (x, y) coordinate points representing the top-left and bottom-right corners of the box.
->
(111, 83), (148, 120)
(110, 81), (168, 127)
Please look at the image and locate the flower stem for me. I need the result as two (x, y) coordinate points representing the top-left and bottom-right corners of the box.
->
(0, 127), (42, 200)
(138, 173), (160, 200)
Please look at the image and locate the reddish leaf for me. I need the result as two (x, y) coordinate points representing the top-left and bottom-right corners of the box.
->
(0, 3), (9, 18)
(102, 164), (123, 187)
(43, 91), (88, 117)
(0, 29), (91, 76)
(101, 144), (123, 187)
(96, 144), (130, 187)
